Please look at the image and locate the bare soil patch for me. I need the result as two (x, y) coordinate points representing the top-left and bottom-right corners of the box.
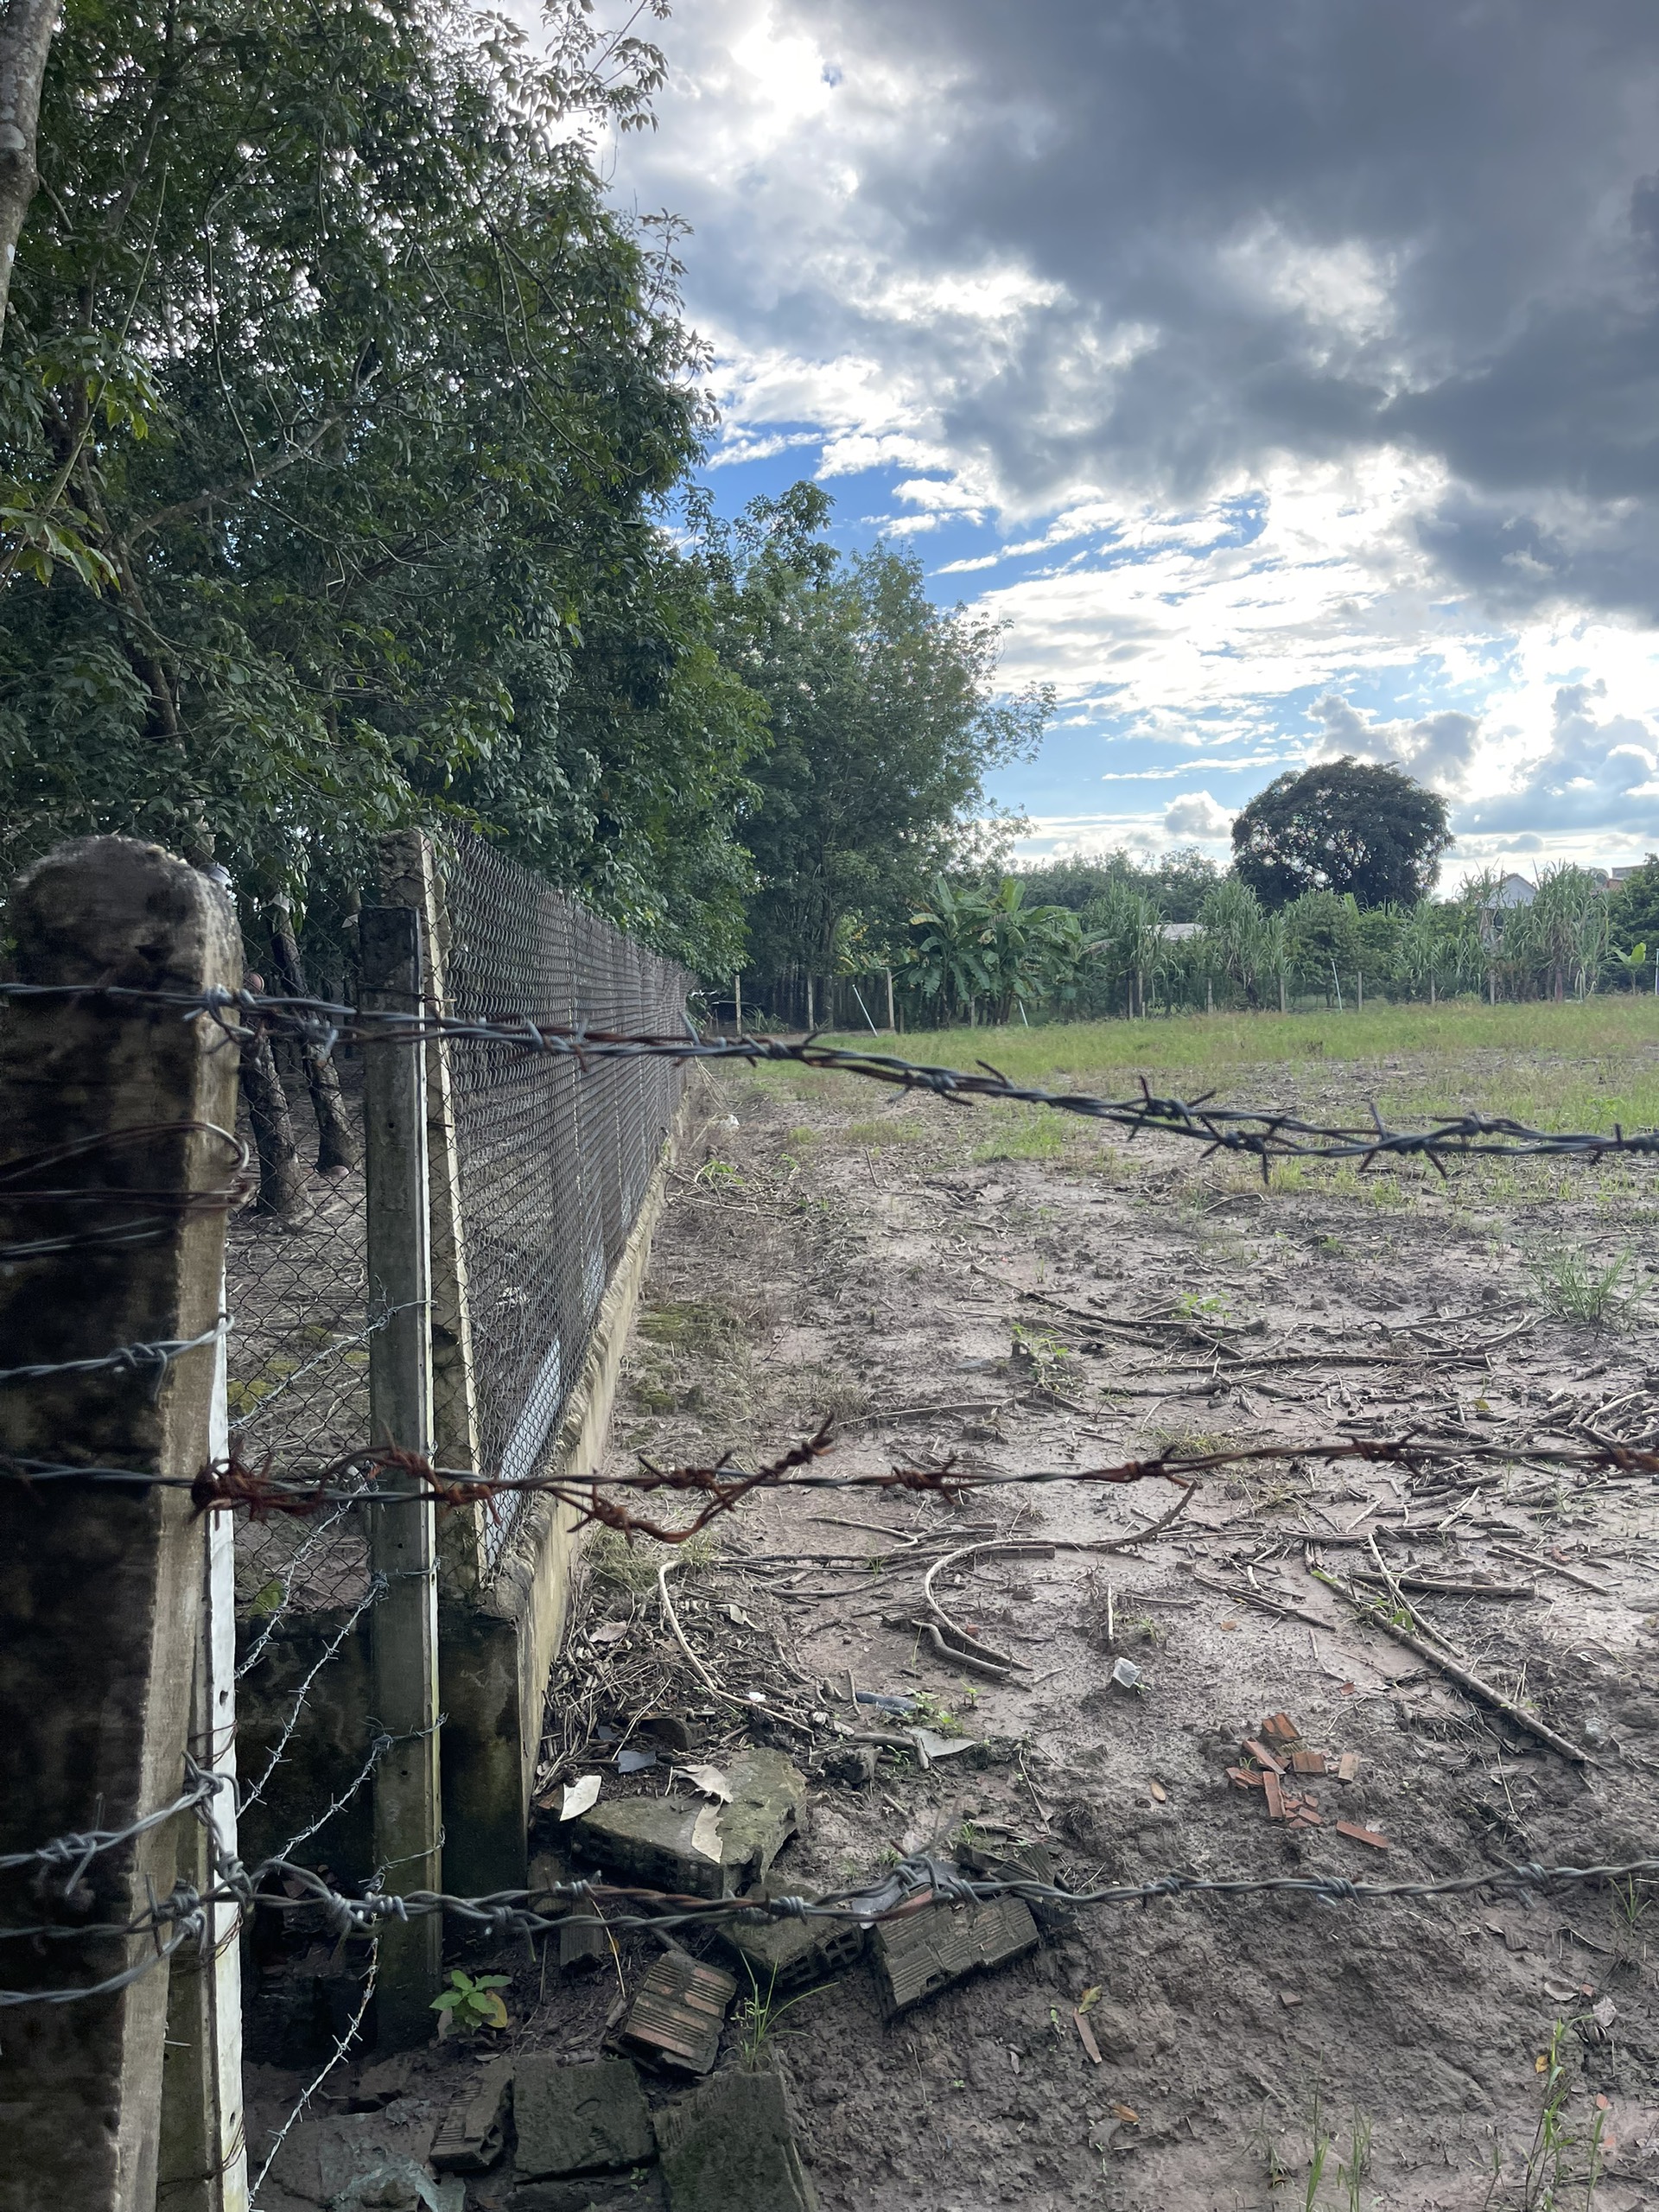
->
(251, 1040), (1659, 2212)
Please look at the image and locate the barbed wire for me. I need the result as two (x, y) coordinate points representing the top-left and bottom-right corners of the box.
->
(0, 1315), (229, 1394)
(0, 1121), (253, 1259)
(6, 981), (1659, 1172)
(234, 1494), (366, 1679)
(6, 1820), (1658, 2007)
(0, 1768), (225, 1887)
(249, 1942), (378, 2203)
(2, 1425), (1653, 1545)
(228, 1303), (420, 1438)
(237, 1577), (388, 1815)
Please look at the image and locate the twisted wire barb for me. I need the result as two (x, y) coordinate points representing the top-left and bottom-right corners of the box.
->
(0, 1316), (229, 1393)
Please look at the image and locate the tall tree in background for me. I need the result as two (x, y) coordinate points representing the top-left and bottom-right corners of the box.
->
(696, 484), (1052, 998)
(0, 0), (57, 327)
(1232, 757), (1452, 910)
(0, 0), (760, 970)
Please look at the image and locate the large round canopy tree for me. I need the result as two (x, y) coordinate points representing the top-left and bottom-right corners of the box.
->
(1231, 756), (1452, 909)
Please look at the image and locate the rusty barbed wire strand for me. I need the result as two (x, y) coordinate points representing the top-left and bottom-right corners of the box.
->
(3, 1426), (1656, 1542)
(8, 981), (1659, 1172)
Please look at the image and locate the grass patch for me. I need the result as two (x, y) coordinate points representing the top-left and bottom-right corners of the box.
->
(587, 1523), (720, 1591)
(973, 1109), (1071, 1162)
(1527, 1244), (1643, 1330)
(773, 999), (1659, 1136)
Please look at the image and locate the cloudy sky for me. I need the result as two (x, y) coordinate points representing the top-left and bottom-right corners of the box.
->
(593, 0), (1659, 883)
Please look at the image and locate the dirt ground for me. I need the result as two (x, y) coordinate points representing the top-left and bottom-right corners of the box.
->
(250, 1042), (1659, 2212)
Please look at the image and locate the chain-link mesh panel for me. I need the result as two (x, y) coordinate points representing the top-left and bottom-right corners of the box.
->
(227, 1088), (373, 1612)
(442, 835), (690, 1574)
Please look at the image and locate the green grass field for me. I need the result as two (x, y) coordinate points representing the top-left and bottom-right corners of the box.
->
(787, 993), (1659, 1141)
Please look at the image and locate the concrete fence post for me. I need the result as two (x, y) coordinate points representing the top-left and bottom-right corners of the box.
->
(360, 905), (442, 2047)
(0, 836), (242, 2212)
(159, 1294), (248, 2212)
(378, 831), (482, 1596)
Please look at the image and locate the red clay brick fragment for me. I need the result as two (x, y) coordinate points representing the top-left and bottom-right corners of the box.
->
(1263, 1772), (1287, 1821)
(1289, 1751), (1326, 1776)
(1337, 1752), (1360, 1783)
(1243, 1738), (1286, 1775)
(1262, 1713), (1300, 1747)
(1336, 1821), (1389, 1851)
(1226, 1767), (1265, 1789)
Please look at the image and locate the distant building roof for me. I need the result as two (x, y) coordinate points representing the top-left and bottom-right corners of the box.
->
(1487, 874), (1535, 909)
(1157, 921), (1205, 940)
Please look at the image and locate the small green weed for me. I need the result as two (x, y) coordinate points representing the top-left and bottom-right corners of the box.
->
(1011, 1322), (1073, 1385)
(431, 1968), (510, 2033)
(735, 1963), (826, 2070)
(1527, 1246), (1640, 1331)
(1517, 2016), (1601, 2209)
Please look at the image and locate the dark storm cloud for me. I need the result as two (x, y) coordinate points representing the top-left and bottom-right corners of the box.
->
(762, 0), (1659, 601)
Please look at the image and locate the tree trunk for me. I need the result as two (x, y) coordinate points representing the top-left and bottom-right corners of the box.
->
(0, 0), (56, 332)
(267, 901), (358, 1173)
(238, 972), (306, 1220)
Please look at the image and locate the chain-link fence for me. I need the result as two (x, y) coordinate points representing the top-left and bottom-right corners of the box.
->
(442, 834), (690, 1573)
(228, 834), (690, 1610)
(226, 1089), (373, 1612)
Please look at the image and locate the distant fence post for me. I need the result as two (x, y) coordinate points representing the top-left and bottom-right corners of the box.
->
(360, 905), (442, 2047)
(0, 836), (241, 2212)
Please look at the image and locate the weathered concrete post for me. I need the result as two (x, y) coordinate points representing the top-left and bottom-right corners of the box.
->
(377, 835), (529, 1902)
(0, 836), (242, 2212)
(158, 1302), (248, 2212)
(378, 831), (483, 1593)
(360, 905), (442, 2046)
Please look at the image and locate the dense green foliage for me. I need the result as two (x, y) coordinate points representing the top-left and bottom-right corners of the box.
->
(904, 874), (1083, 1024)
(1013, 840), (1221, 919)
(1013, 847), (1219, 923)
(1232, 757), (1453, 910)
(691, 484), (1051, 996)
(0, 0), (762, 967)
(883, 857), (1656, 1027)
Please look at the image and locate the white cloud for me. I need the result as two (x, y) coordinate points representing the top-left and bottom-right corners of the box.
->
(1163, 791), (1234, 840)
(1307, 693), (1484, 792)
(583, 0), (1659, 854)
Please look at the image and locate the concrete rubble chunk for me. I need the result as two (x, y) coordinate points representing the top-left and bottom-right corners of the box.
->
(511, 2177), (668, 2212)
(620, 1953), (737, 2075)
(513, 2056), (655, 2181)
(431, 2055), (512, 2172)
(955, 1835), (1071, 1931)
(716, 1878), (868, 1992)
(654, 2069), (819, 2212)
(327, 2163), (464, 2211)
(872, 1895), (1039, 2018)
(570, 1751), (806, 1898)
